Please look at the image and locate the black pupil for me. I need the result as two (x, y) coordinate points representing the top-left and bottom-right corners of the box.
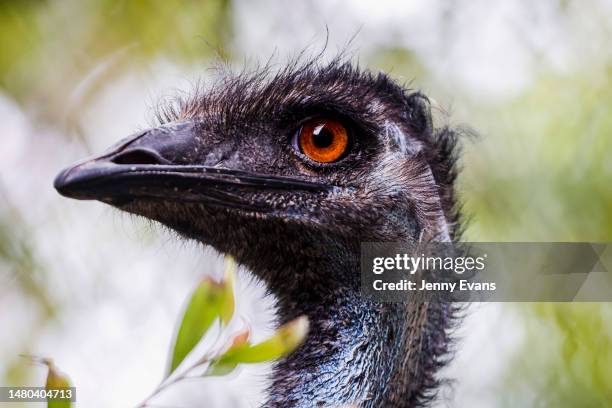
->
(312, 125), (334, 148)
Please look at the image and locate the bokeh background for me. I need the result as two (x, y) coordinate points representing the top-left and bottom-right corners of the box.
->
(1, 0), (611, 407)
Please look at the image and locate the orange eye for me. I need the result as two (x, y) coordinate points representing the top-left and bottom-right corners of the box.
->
(298, 118), (349, 163)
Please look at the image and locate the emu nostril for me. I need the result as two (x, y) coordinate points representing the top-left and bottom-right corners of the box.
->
(111, 149), (166, 165)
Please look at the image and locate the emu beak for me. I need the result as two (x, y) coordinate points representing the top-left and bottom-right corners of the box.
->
(54, 121), (329, 209)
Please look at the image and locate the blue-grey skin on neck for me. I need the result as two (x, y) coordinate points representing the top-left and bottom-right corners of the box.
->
(255, 234), (452, 408)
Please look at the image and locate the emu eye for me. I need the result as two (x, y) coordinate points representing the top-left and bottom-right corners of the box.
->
(297, 118), (349, 163)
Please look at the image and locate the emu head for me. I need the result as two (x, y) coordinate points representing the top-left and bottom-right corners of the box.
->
(55, 61), (459, 290)
(55, 59), (461, 407)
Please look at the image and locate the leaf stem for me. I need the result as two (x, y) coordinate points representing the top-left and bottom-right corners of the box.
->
(136, 357), (212, 408)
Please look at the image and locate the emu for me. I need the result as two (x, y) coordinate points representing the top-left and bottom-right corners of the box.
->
(54, 58), (461, 408)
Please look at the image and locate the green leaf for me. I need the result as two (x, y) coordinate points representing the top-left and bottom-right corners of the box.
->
(205, 316), (308, 376)
(220, 256), (236, 325)
(205, 361), (239, 377)
(167, 277), (226, 376)
(43, 359), (71, 408)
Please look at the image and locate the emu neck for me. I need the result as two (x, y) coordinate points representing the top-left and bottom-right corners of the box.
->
(269, 290), (409, 407)
(250, 238), (447, 408)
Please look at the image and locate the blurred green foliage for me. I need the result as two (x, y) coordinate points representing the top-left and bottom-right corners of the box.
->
(0, 0), (231, 121)
(500, 303), (612, 408)
(461, 66), (612, 242)
(0, 209), (57, 387)
(458, 61), (612, 408)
